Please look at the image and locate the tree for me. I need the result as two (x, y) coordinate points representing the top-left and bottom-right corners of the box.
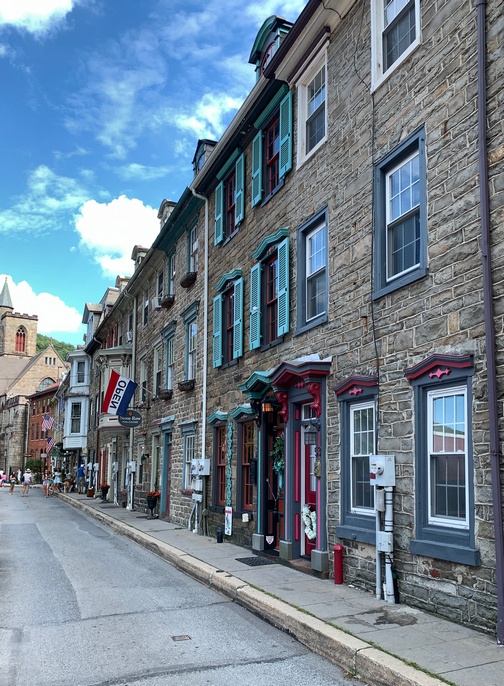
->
(36, 334), (75, 361)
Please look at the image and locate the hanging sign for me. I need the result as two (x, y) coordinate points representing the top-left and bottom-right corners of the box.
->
(225, 506), (233, 536)
(118, 410), (142, 428)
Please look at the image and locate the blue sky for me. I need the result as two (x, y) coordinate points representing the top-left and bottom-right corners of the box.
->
(0, 0), (306, 346)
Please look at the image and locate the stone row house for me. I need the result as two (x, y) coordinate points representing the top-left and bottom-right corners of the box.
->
(72, 0), (504, 638)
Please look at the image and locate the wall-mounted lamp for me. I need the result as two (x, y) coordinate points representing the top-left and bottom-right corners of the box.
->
(304, 419), (320, 446)
(261, 400), (276, 414)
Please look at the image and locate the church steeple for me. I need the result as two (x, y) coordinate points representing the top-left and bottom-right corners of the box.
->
(0, 278), (13, 311)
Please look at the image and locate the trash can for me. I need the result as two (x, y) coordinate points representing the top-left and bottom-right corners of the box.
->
(216, 528), (223, 543)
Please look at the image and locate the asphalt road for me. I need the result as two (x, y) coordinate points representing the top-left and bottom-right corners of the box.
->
(0, 487), (360, 686)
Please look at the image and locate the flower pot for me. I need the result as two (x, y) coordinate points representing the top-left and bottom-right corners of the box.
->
(101, 487), (109, 500)
(146, 497), (158, 509)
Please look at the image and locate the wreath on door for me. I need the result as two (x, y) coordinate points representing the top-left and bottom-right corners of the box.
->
(301, 504), (317, 540)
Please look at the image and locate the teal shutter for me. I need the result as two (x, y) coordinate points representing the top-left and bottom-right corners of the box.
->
(235, 154), (245, 224)
(251, 131), (262, 207)
(233, 278), (243, 359)
(213, 294), (222, 368)
(279, 91), (292, 178)
(277, 237), (289, 336)
(249, 263), (261, 349)
(214, 181), (224, 245)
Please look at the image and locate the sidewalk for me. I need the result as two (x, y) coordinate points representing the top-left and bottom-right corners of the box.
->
(60, 491), (503, 686)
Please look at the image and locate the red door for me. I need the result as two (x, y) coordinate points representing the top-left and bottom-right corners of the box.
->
(303, 443), (317, 557)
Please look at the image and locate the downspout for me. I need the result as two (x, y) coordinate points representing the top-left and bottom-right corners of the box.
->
(122, 290), (137, 510)
(476, 0), (504, 644)
(191, 186), (209, 535)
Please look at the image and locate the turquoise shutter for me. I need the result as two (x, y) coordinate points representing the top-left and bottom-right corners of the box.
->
(213, 294), (222, 368)
(279, 91), (292, 178)
(235, 154), (245, 224)
(214, 181), (224, 245)
(249, 263), (261, 350)
(233, 278), (243, 359)
(251, 131), (262, 207)
(277, 237), (289, 336)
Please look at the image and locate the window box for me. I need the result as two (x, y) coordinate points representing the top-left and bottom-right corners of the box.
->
(161, 295), (175, 308)
(180, 272), (197, 288)
(178, 379), (195, 392)
(158, 388), (173, 400)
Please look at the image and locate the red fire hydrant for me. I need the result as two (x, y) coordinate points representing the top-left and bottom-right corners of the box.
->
(333, 544), (344, 584)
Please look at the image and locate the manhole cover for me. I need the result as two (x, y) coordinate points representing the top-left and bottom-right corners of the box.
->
(171, 635), (191, 641)
(236, 556), (278, 566)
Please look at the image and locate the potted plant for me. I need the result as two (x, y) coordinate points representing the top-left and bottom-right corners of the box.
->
(100, 483), (110, 500)
(146, 490), (160, 518)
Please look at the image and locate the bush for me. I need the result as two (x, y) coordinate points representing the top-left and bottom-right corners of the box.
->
(25, 459), (44, 473)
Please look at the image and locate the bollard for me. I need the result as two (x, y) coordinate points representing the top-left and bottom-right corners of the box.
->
(216, 528), (223, 543)
(333, 544), (344, 584)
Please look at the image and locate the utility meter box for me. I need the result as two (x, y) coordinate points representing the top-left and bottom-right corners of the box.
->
(128, 460), (136, 473)
(369, 454), (395, 487)
(191, 458), (210, 476)
(376, 531), (394, 553)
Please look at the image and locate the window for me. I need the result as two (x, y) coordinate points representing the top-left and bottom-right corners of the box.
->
(296, 208), (328, 333)
(140, 358), (147, 402)
(240, 421), (254, 511)
(77, 361), (85, 384)
(371, 0), (420, 88)
(215, 152), (245, 243)
(335, 377), (378, 543)
(166, 335), (174, 390)
(213, 273), (243, 367)
(250, 231), (289, 350)
(182, 301), (199, 382)
(167, 251), (176, 297)
(374, 127), (427, 298)
(251, 88), (292, 206)
(350, 403), (375, 512)
(143, 288), (149, 326)
(153, 344), (162, 396)
(296, 51), (326, 165)
(16, 327), (26, 352)
(215, 425), (226, 507)
(189, 225), (198, 273)
(183, 432), (196, 491)
(405, 354), (479, 565)
(70, 402), (82, 434)
(157, 269), (164, 299)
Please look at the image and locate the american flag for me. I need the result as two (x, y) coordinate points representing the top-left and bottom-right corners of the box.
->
(46, 436), (55, 453)
(41, 414), (54, 431)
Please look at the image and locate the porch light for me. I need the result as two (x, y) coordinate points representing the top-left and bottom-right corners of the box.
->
(261, 400), (276, 414)
(304, 419), (319, 446)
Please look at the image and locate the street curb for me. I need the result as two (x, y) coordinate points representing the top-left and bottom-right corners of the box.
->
(60, 494), (448, 686)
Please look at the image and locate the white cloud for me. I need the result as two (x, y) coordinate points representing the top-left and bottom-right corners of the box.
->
(75, 195), (159, 279)
(0, 165), (90, 235)
(245, 1), (307, 23)
(172, 92), (245, 140)
(0, 0), (79, 35)
(0, 274), (84, 340)
(116, 163), (174, 182)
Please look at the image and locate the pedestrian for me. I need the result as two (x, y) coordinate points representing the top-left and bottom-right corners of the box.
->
(21, 468), (32, 496)
(42, 471), (50, 498)
(53, 469), (62, 493)
(77, 463), (86, 493)
(9, 472), (16, 494)
(0, 470), (5, 487)
(17, 468), (21, 483)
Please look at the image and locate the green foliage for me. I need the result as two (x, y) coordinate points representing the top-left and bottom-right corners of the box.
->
(25, 459), (44, 473)
(269, 435), (285, 473)
(36, 334), (75, 361)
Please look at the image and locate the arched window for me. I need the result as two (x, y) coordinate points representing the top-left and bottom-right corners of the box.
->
(38, 377), (55, 391)
(15, 327), (26, 352)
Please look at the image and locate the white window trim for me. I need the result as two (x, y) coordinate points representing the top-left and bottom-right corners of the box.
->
(305, 220), (327, 323)
(153, 343), (163, 395)
(349, 401), (375, 515)
(183, 433), (196, 490)
(296, 47), (327, 169)
(371, 0), (421, 91)
(427, 385), (469, 530)
(166, 336), (174, 390)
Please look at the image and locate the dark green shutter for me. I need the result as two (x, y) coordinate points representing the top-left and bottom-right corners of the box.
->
(249, 263), (261, 349)
(277, 237), (289, 336)
(214, 181), (224, 245)
(251, 131), (262, 207)
(213, 294), (222, 368)
(233, 278), (243, 359)
(235, 154), (245, 224)
(279, 91), (292, 178)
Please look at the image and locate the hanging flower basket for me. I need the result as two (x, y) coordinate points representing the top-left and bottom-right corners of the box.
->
(269, 435), (285, 474)
(301, 504), (317, 540)
(180, 271), (197, 288)
(158, 388), (173, 400)
(161, 295), (175, 308)
(178, 379), (195, 392)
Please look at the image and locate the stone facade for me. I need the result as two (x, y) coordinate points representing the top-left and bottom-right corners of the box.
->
(78, 0), (504, 636)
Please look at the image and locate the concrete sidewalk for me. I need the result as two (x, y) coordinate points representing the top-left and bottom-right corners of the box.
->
(59, 491), (503, 686)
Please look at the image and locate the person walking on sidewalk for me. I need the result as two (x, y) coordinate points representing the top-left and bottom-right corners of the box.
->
(77, 464), (86, 494)
(21, 469), (32, 496)
(9, 472), (16, 494)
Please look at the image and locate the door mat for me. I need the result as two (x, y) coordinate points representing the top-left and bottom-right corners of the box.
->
(236, 556), (278, 566)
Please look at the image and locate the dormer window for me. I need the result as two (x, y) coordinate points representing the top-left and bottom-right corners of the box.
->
(261, 41), (277, 74)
